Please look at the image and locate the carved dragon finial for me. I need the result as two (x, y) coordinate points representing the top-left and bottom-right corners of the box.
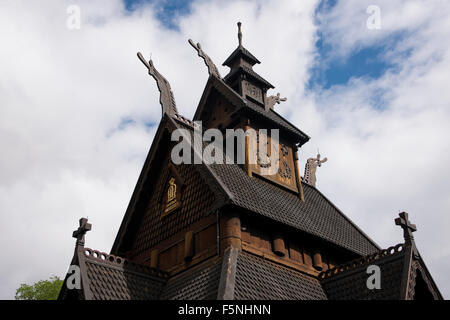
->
(188, 39), (221, 78)
(304, 153), (327, 187)
(137, 52), (178, 117)
(266, 92), (287, 110)
(237, 22), (242, 46)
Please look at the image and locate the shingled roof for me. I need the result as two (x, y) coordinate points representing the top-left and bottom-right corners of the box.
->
(58, 247), (168, 300)
(208, 160), (379, 256)
(222, 45), (261, 67)
(60, 245), (329, 300)
(319, 242), (443, 300)
(193, 75), (309, 144)
(244, 99), (309, 142)
(60, 239), (442, 300)
(160, 256), (223, 300)
(223, 64), (274, 89)
(233, 250), (327, 300)
(164, 114), (378, 256)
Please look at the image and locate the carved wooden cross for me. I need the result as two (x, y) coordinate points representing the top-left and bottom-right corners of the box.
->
(395, 212), (417, 244)
(72, 217), (92, 246)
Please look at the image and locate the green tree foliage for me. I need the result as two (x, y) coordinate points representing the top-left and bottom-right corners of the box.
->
(15, 276), (63, 300)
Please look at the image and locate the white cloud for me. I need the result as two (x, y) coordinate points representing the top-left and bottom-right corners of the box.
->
(299, 0), (450, 297)
(0, 0), (449, 299)
(0, 0), (319, 299)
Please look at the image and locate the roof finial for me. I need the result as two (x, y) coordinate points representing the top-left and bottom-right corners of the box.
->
(137, 52), (178, 117)
(72, 217), (92, 247)
(188, 39), (221, 78)
(395, 211), (419, 257)
(237, 22), (242, 46)
(395, 212), (417, 244)
(266, 92), (287, 110)
(304, 153), (327, 187)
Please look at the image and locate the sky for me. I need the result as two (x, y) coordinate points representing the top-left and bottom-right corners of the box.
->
(1, 0), (449, 299)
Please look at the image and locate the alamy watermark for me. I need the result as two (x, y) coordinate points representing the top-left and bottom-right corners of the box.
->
(66, 5), (81, 30)
(66, 265), (81, 290)
(366, 265), (381, 289)
(366, 5), (381, 30)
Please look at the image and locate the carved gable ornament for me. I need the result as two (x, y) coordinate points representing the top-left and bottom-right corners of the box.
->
(250, 129), (298, 193)
(160, 164), (184, 217)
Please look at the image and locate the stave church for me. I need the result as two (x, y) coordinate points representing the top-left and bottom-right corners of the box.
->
(58, 23), (442, 300)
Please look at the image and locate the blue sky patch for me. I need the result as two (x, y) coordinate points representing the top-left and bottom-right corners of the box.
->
(308, 0), (396, 90)
(124, 0), (402, 101)
(307, 39), (394, 90)
(124, 0), (193, 29)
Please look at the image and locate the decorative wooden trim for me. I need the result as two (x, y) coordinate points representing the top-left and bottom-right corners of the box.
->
(217, 247), (239, 300)
(294, 146), (305, 202)
(130, 215), (216, 262)
(242, 243), (320, 277)
(150, 249), (159, 268)
(160, 163), (184, 218)
(220, 213), (242, 253)
(313, 252), (323, 271)
(244, 123), (252, 177)
(272, 234), (287, 257)
(165, 248), (217, 275)
(184, 231), (195, 260)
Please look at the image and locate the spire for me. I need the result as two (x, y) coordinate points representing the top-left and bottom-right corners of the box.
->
(222, 22), (261, 68)
(237, 22), (242, 46)
(222, 22), (273, 104)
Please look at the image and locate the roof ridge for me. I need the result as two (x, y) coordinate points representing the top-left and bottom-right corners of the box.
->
(269, 109), (311, 140)
(171, 113), (196, 127)
(318, 243), (406, 280)
(83, 247), (169, 279)
(222, 45), (261, 66)
(223, 65), (274, 89)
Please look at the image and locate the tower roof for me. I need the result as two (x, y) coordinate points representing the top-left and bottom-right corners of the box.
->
(223, 22), (261, 67)
(221, 22), (273, 93)
(222, 45), (261, 67)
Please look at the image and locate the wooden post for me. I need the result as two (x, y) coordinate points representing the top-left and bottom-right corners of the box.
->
(272, 234), (287, 257)
(150, 249), (159, 268)
(184, 231), (194, 260)
(313, 251), (323, 271)
(220, 213), (242, 252)
(244, 123), (253, 177)
(294, 146), (305, 202)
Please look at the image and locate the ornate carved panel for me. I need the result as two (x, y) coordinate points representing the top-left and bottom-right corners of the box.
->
(242, 80), (263, 104)
(248, 128), (298, 192)
(161, 166), (183, 217)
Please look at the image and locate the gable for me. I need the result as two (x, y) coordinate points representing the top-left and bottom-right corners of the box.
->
(319, 243), (443, 300)
(320, 243), (406, 299)
(126, 151), (217, 262)
(111, 115), (230, 258)
(199, 88), (238, 131)
(405, 253), (443, 300)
